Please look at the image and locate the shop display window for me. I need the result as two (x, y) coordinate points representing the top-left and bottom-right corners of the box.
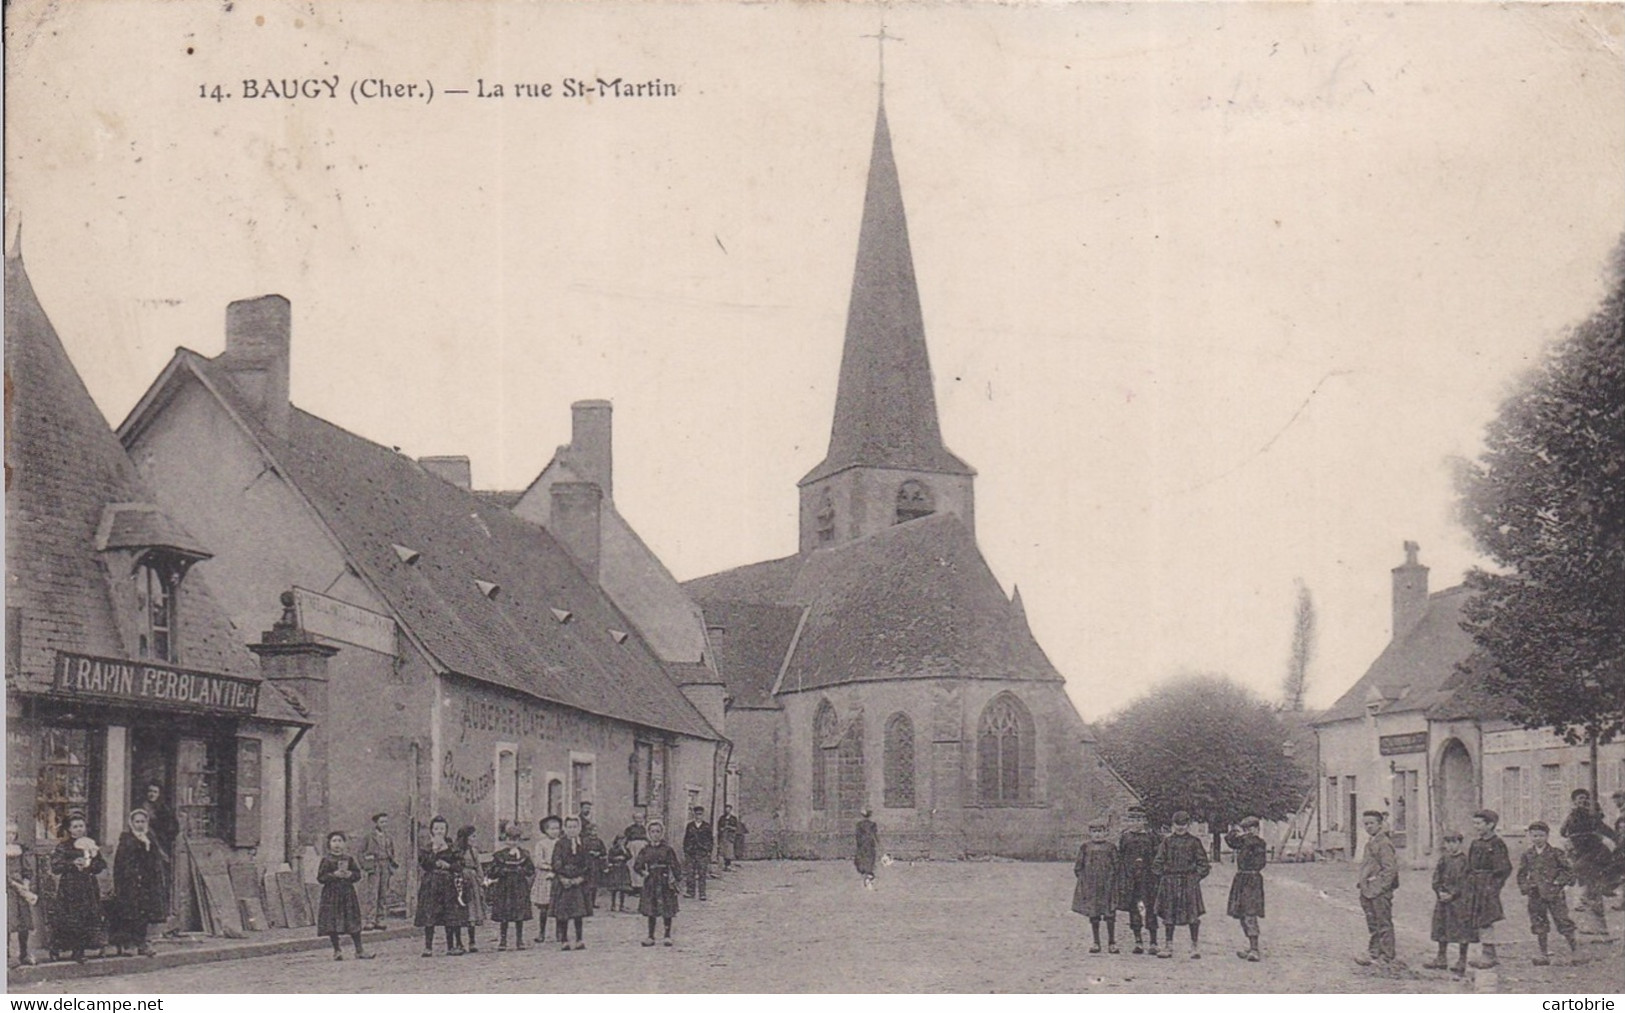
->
(36, 726), (94, 842)
(176, 736), (235, 841)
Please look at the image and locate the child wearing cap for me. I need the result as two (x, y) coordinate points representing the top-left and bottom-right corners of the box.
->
(1424, 830), (1475, 973)
(1223, 816), (1266, 961)
(1114, 806), (1161, 955)
(1465, 809), (1513, 969)
(1152, 810), (1211, 959)
(1516, 821), (1578, 965)
(1072, 820), (1120, 953)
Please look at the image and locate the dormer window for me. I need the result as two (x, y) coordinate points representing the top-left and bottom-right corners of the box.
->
(134, 554), (181, 662)
(816, 491), (836, 545)
(896, 480), (934, 524)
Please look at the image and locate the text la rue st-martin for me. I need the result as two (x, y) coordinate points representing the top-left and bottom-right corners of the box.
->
(199, 76), (679, 103)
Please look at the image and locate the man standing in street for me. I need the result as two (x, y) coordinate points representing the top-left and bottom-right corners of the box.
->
(358, 812), (398, 930)
(1354, 810), (1399, 967)
(683, 806), (713, 900)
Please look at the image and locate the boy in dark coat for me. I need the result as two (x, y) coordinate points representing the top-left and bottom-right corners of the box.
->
(109, 810), (167, 956)
(550, 816), (593, 950)
(683, 806), (714, 900)
(1224, 816), (1267, 961)
(1072, 820), (1119, 953)
(1465, 809), (1513, 969)
(484, 823), (535, 950)
(1517, 821), (1578, 965)
(1424, 830), (1475, 973)
(1152, 811), (1211, 960)
(316, 831), (371, 961)
(633, 819), (683, 946)
(1114, 805), (1161, 955)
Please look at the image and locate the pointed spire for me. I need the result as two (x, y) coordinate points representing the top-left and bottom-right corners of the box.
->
(800, 96), (973, 487)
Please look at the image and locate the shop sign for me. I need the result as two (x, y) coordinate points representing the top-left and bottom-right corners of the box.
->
(293, 587), (397, 656)
(1378, 731), (1428, 756)
(51, 651), (260, 715)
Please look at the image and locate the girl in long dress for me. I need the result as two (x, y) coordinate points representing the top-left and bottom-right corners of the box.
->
(49, 814), (105, 963)
(531, 816), (561, 943)
(632, 820), (682, 947)
(109, 809), (167, 956)
(8, 820), (38, 966)
(549, 816), (592, 950)
(414, 816), (467, 957)
(316, 831), (372, 960)
(454, 826), (487, 953)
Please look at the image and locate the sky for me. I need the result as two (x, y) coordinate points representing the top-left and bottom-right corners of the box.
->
(6, 0), (1623, 720)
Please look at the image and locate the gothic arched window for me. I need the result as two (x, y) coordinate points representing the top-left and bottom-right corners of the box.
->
(883, 712), (915, 808)
(812, 699), (838, 811)
(896, 480), (934, 524)
(977, 692), (1036, 804)
(816, 491), (836, 545)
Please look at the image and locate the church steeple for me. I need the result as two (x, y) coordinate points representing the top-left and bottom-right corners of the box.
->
(797, 95), (976, 552)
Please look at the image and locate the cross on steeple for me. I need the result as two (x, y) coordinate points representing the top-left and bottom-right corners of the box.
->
(861, 23), (902, 94)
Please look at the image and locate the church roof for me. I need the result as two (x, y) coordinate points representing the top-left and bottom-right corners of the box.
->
(698, 601), (805, 710)
(1314, 585), (1502, 726)
(124, 349), (719, 741)
(685, 513), (1063, 695)
(4, 253), (304, 725)
(800, 99), (972, 487)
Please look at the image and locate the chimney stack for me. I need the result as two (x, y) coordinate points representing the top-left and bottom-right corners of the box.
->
(550, 481), (602, 582)
(1390, 540), (1429, 641)
(419, 455), (472, 490)
(218, 295), (292, 439)
(568, 399), (613, 500)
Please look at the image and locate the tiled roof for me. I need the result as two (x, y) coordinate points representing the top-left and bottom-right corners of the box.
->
(1314, 586), (1489, 726)
(697, 601), (805, 709)
(96, 503), (212, 558)
(800, 99), (972, 487)
(3, 254), (303, 725)
(686, 513), (1063, 694)
(163, 352), (717, 741)
(473, 490), (525, 509)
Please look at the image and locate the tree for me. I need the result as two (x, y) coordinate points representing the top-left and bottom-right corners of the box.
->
(1280, 579), (1316, 712)
(1454, 241), (1625, 801)
(1099, 674), (1312, 858)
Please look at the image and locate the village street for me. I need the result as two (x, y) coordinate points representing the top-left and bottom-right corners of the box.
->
(15, 859), (1622, 994)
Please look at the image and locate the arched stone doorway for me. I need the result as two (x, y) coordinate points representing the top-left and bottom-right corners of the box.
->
(1437, 739), (1476, 842)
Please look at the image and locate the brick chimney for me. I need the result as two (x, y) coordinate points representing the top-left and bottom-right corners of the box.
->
(567, 400), (612, 500)
(1390, 540), (1429, 641)
(217, 295), (292, 440)
(419, 455), (472, 490)
(550, 481), (602, 581)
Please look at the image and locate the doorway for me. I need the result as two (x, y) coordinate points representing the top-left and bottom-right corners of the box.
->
(1437, 739), (1476, 840)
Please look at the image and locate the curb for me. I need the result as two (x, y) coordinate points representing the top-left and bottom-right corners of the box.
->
(8, 927), (420, 987)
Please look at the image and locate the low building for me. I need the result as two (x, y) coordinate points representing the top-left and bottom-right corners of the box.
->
(1313, 542), (1625, 867)
(5, 248), (308, 935)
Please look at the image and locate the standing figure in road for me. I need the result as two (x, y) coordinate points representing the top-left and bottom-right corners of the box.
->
(1072, 820), (1119, 953)
(414, 816), (467, 957)
(716, 805), (744, 872)
(1152, 811), (1210, 960)
(1353, 810), (1399, 967)
(1114, 806), (1161, 955)
(140, 784), (178, 931)
(7, 820), (38, 966)
(316, 831), (372, 961)
(453, 826), (486, 953)
(1516, 821), (1578, 965)
(1464, 809), (1513, 969)
(1224, 816), (1267, 962)
(633, 819), (683, 947)
(108, 809), (167, 957)
(531, 815), (562, 943)
(49, 814), (105, 964)
(579, 812), (607, 915)
(357, 812), (398, 930)
(1559, 789), (1616, 934)
(484, 823), (535, 951)
(855, 809), (880, 890)
(1425, 830), (1476, 974)
(550, 815), (592, 950)
(602, 835), (634, 912)
(683, 806), (714, 900)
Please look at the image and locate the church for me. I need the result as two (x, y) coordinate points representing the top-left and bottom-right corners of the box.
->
(680, 95), (1138, 860)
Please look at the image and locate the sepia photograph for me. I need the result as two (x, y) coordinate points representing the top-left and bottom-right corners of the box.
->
(4, 0), (1622, 995)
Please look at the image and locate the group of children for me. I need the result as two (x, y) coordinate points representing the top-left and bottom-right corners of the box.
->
(1071, 805), (1266, 962)
(1425, 809), (1583, 973)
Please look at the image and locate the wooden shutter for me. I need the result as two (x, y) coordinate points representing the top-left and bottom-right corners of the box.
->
(233, 737), (262, 848)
